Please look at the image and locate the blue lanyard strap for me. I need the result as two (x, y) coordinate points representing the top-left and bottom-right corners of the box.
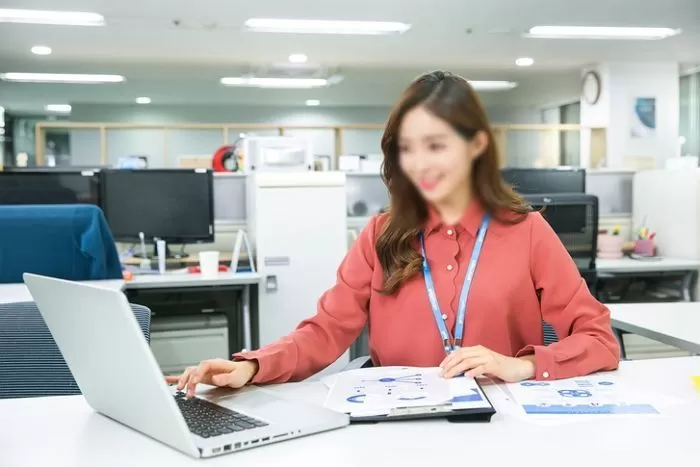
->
(419, 214), (490, 354)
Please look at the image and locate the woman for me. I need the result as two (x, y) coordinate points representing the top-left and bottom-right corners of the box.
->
(168, 71), (620, 397)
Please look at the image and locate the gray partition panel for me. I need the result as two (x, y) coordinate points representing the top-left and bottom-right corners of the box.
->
(213, 173), (246, 222)
(586, 171), (633, 215)
(346, 173), (388, 217)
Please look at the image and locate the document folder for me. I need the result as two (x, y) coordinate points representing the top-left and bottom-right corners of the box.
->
(323, 366), (496, 423)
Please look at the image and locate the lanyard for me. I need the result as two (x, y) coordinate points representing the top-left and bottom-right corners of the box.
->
(419, 214), (490, 355)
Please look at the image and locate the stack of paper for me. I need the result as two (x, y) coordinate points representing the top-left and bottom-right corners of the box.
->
(322, 366), (491, 417)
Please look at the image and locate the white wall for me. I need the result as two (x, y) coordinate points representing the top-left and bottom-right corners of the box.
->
(580, 62), (680, 168)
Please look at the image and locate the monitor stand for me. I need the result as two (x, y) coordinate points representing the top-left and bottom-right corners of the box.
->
(132, 244), (190, 260)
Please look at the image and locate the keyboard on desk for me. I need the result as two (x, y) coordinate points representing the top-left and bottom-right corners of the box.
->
(174, 392), (268, 438)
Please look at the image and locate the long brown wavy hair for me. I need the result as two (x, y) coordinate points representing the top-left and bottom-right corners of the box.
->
(376, 70), (530, 294)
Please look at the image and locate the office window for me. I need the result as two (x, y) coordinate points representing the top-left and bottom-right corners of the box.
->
(560, 102), (581, 166)
(680, 72), (700, 158)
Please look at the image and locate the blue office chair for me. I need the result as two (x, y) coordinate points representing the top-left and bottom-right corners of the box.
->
(0, 204), (123, 284)
(0, 301), (151, 399)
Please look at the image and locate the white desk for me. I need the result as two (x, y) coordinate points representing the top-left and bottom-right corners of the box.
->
(0, 272), (261, 350)
(0, 280), (124, 305)
(609, 302), (700, 354)
(597, 257), (700, 301)
(2, 357), (699, 465)
(597, 257), (700, 274)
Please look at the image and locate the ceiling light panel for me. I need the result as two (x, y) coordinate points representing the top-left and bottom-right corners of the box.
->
(468, 80), (517, 91)
(0, 9), (104, 26)
(0, 73), (125, 83)
(515, 57), (534, 67)
(245, 18), (411, 35)
(526, 26), (680, 40)
(288, 54), (308, 64)
(31, 45), (52, 55)
(45, 104), (72, 113)
(220, 77), (329, 88)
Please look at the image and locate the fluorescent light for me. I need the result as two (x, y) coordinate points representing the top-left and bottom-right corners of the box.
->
(468, 80), (518, 91)
(0, 9), (104, 26)
(135, 97), (151, 104)
(45, 104), (71, 113)
(288, 53), (308, 64)
(0, 73), (125, 83)
(305, 99), (321, 106)
(244, 18), (411, 35)
(31, 45), (52, 55)
(220, 76), (328, 88)
(515, 57), (534, 67)
(526, 26), (680, 40)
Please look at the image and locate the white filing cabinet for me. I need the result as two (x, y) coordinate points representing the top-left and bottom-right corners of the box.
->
(247, 172), (349, 375)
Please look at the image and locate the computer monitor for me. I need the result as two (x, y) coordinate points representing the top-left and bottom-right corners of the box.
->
(99, 169), (214, 254)
(501, 168), (586, 194)
(0, 170), (100, 205)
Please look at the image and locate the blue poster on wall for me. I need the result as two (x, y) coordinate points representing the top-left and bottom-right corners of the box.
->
(631, 97), (656, 138)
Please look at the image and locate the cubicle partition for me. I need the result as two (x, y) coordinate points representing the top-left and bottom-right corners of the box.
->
(33, 121), (607, 172)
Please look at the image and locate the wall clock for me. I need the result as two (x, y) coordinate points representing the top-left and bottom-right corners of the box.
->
(582, 71), (601, 105)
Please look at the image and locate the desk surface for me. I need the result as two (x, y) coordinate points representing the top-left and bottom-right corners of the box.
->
(597, 257), (700, 273)
(125, 271), (261, 289)
(0, 280), (124, 305)
(0, 273), (261, 305)
(2, 357), (699, 465)
(609, 302), (700, 353)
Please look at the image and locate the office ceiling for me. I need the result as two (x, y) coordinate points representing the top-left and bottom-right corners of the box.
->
(0, 0), (698, 113)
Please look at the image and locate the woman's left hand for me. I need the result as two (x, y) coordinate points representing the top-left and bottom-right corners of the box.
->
(439, 345), (536, 383)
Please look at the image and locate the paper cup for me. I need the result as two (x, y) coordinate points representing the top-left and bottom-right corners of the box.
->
(198, 251), (220, 278)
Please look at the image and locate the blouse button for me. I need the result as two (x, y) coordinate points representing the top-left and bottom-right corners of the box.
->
(447, 264), (454, 271)
(542, 371), (550, 379)
(446, 229), (454, 236)
(441, 313), (448, 320)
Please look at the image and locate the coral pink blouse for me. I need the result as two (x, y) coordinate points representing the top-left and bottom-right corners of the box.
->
(236, 201), (620, 383)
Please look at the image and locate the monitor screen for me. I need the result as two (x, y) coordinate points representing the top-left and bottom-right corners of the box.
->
(99, 169), (214, 243)
(0, 171), (100, 205)
(501, 168), (585, 194)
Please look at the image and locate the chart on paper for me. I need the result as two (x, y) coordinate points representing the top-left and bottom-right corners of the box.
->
(323, 366), (491, 415)
(508, 376), (660, 415)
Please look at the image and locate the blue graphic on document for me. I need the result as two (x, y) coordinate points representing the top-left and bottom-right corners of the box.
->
(520, 382), (550, 387)
(346, 373), (428, 404)
(557, 389), (592, 398)
(451, 389), (483, 403)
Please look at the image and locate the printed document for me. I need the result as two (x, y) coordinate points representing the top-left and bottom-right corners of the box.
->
(323, 366), (491, 416)
(507, 374), (660, 415)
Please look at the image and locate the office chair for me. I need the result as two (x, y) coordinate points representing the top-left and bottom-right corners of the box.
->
(524, 193), (599, 290)
(524, 193), (600, 347)
(0, 301), (151, 399)
(0, 204), (123, 284)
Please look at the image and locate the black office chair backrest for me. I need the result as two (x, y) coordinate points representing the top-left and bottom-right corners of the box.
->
(0, 301), (151, 399)
(524, 193), (599, 273)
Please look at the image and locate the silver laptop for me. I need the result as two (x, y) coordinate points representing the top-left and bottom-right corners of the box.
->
(23, 273), (349, 458)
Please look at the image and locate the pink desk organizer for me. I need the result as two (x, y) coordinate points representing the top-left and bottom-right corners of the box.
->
(634, 239), (655, 256)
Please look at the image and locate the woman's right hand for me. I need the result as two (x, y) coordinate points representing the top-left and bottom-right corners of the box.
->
(165, 358), (259, 398)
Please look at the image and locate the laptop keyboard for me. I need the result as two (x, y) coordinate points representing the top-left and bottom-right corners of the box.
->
(174, 391), (269, 438)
